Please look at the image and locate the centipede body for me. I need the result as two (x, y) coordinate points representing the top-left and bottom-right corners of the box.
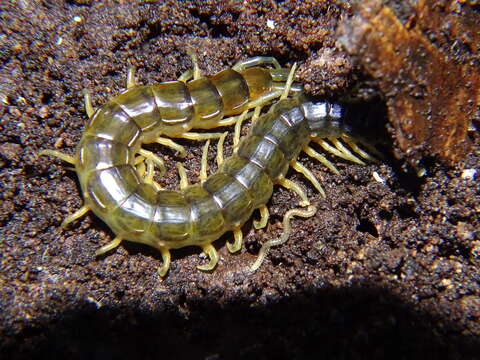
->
(41, 57), (373, 276)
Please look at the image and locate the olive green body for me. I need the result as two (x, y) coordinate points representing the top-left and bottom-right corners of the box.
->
(74, 64), (346, 252)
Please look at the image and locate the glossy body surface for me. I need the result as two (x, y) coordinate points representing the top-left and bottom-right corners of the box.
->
(76, 97), (345, 255)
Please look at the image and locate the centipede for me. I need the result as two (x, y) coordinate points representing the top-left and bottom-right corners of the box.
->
(40, 55), (377, 276)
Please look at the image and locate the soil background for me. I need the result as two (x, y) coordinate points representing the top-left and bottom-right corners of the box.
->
(1, 1), (479, 359)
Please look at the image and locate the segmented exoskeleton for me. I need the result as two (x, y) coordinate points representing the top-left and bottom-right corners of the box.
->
(42, 55), (302, 192)
(40, 57), (377, 276)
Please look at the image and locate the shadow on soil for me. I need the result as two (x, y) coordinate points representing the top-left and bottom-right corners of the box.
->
(6, 282), (478, 360)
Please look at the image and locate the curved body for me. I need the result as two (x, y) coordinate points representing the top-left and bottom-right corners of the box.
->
(87, 66), (294, 143)
(75, 97), (346, 252)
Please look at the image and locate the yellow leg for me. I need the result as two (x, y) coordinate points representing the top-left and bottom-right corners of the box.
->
(216, 112), (249, 127)
(95, 236), (122, 256)
(177, 132), (225, 141)
(153, 137), (186, 158)
(227, 227), (243, 253)
(177, 162), (189, 190)
(331, 138), (365, 165)
(61, 205), (90, 228)
(197, 243), (219, 271)
(250, 205), (317, 272)
(82, 89), (95, 118)
(253, 205), (269, 229)
(200, 139), (211, 182)
(245, 89), (284, 110)
(38, 149), (76, 165)
(233, 110), (249, 152)
(278, 178), (310, 206)
(157, 248), (171, 277)
(136, 161), (146, 177)
(303, 145), (340, 175)
(216, 132), (228, 167)
(341, 134), (383, 162)
(138, 149), (166, 176)
(126, 66), (137, 88)
(290, 160), (325, 198)
(280, 62), (297, 100)
(314, 138), (365, 165)
(144, 159), (155, 184)
(178, 48), (201, 82)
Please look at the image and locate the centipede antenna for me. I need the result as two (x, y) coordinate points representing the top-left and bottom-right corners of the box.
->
(200, 139), (211, 182)
(250, 205), (317, 272)
(95, 236), (123, 256)
(197, 243), (219, 271)
(253, 205), (269, 229)
(216, 132), (228, 167)
(61, 205), (90, 228)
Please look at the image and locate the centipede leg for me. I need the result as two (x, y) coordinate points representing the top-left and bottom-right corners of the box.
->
(95, 236), (123, 256)
(61, 205), (90, 228)
(232, 56), (281, 71)
(126, 66), (137, 88)
(216, 132), (228, 167)
(38, 149), (76, 165)
(253, 205), (269, 229)
(200, 139), (211, 182)
(341, 134), (383, 162)
(197, 243), (219, 271)
(250, 205), (317, 272)
(144, 158), (163, 191)
(178, 48), (201, 81)
(152, 137), (186, 158)
(313, 138), (365, 165)
(303, 145), (340, 175)
(233, 109), (249, 153)
(176, 162), (189, 190)
(138, 149), (166, 176)
(290, 160), (326, 198)
(157, 248), (171, 277)
(176, 132), (225, 141)
(82, 89), (95, 118)
(278, 178), (310, 206)
(227, 227), (243, 253)
(280, 62), (297, 100)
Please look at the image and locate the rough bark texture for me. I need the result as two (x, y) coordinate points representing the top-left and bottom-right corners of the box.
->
(1, 1), (479, 359)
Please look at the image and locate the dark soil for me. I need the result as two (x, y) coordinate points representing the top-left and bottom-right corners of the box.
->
(1, 1), (479, 359)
